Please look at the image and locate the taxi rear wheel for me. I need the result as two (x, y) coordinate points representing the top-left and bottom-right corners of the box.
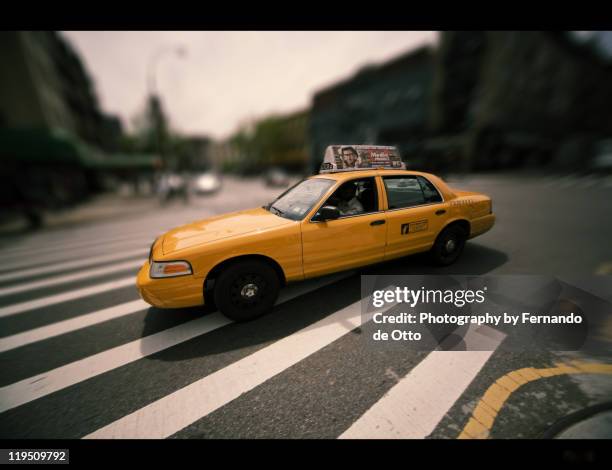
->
(213, 260), (280, 322)
(430, 225), (467, 266)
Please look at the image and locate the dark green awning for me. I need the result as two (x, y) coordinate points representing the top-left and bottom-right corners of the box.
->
(0, 128), (159, 169)
(0, 128), (88, 164)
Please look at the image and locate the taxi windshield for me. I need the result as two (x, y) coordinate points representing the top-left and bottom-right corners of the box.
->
(266, 178), (334, 221)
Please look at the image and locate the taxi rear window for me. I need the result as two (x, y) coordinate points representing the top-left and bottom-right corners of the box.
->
(383, 175), (442, 209)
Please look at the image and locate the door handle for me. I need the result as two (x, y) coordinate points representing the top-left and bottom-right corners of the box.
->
(370, 220), (386, 226)
(435, 209), (446, 216)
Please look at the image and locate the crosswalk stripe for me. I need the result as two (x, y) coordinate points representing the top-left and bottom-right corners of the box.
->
(0, 208), (200, 257)
(0, 299), (149, 353)
(580, 177), (600, 188)
(84, 285), (390, 439)
(555, 176), (603, 190)
(0, 232), (154, 267)
(0, 208), (210, 264)
(0, 226), (156, 258)
(0, 272), (353, 413)
(0, 253), (148, 295)
(0, 313), (230, 414)
(339, 325), (506, 439)
(0, 276), (136, 318)
(540, 174), (612, 189)
(0, 237), (151, 273)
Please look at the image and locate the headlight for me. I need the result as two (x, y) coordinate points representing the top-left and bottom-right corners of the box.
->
(149, 260), (193, 278)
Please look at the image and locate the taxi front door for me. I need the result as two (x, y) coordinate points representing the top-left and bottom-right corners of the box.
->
(301, 178), (386, 278)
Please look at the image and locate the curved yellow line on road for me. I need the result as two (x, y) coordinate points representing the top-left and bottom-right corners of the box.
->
(457, 361), (612, 439)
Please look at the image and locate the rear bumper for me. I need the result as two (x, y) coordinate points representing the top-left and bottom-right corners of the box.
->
(136, 262), (204, 309)
(469, 213), (495, 239)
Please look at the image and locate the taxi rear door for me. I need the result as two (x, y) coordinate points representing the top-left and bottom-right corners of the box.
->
(381, 174), (450, 260)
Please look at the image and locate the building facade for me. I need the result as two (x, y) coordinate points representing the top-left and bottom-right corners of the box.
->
(431, 31), (612, 170)
(310, 32), (612, 173)
(0, 32), (148, 224)
(0, 31), (122, 152)
(309, 46), (434, 173)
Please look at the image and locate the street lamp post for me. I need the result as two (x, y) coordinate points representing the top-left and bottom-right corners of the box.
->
(147, 45), (187, 97)
(146, 45), (187, 169)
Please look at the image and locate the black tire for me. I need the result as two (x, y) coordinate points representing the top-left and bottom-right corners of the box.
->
(430, 225), (467, 266)
(213, 260), (280, 322)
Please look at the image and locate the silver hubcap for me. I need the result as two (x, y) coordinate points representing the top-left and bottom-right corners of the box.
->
(240, 283), (259, 299)
(445, 239), (456, 253)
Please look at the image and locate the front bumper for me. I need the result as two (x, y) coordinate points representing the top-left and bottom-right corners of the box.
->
(136, 262), (204, 309)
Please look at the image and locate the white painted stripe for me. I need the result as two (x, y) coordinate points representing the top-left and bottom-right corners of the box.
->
(0, 314), (230, 414)
(0, 272), (353, 413)
(544, 175), (574, 188)
(0, 207), (215, 263)
(558, 177), (581, 189)
(0, 208), (208, 258)
(339, 325), (506, 439)
(0, 236), (152, 272)
(580, 176), (600, 188)
(0, 226), (156, 259)
(0, 276), (136, 318)
(0, 258), (145, 297)
(0, 209), (207, 267)
(0, 236), (146, 266)
(85, 284), (390, 439)
(0, 300), (149, 353)
(0, 215), (181, 260)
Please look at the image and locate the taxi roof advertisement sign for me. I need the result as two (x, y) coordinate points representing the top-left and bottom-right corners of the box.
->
(320, 145), (405, 173)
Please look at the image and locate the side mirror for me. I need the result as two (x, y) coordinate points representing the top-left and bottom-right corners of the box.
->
(317, 205), (340, 221)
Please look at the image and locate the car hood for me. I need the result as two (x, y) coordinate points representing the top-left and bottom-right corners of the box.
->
(161, 207), (293, 254)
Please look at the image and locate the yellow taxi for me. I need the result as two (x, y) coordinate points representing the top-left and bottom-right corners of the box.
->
(137, 145), (495, 321)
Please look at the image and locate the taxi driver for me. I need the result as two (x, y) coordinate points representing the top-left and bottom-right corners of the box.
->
(333, 182), (363, 216)
(341, 146), (359, 168)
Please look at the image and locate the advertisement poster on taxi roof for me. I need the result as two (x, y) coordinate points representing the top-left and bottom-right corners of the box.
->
(321, 145), (404, 172)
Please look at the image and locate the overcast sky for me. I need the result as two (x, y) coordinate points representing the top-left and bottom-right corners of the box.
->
(61, 31), (436, 139)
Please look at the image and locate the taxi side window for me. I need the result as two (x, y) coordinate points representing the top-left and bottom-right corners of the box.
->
(320, 177), (379, 217)
(382, 176), (426, 210)
(417, 176), (443, 203)
(383, 176), (443, 209)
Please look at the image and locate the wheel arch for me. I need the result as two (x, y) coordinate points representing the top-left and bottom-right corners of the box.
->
(440, 218), (471, 239)
(203, 254), (287, 304)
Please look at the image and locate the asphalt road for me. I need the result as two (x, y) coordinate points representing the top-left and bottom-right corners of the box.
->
(0, 173), (611, 439)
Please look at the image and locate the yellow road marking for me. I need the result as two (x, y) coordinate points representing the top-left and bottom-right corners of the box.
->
(457, 361), (612, 439)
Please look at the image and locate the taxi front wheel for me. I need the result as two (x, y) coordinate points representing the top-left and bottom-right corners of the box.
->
(430, 225), (467, 266)
(213, 260), (280, 322)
